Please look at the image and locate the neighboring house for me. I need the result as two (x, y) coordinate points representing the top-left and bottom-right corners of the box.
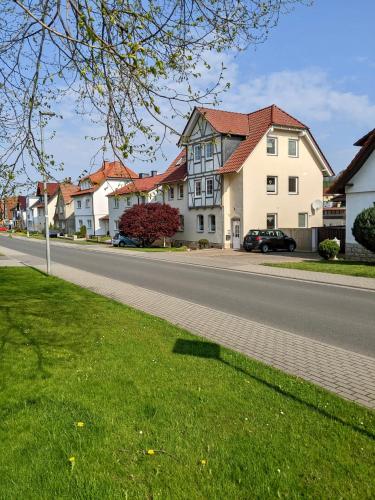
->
(0, 196), (26, 228)
(10, 196), (27, 229)
(107, 171), (165, 236)
(53, 181), (79, 234)
(323, 189), (346, 227)
(27, 182), (59, 232)
(328, 129), (375, 260)
(71, 160), (138, 236)
(170, 104), (333, 248)
(159, 151), (188, 235)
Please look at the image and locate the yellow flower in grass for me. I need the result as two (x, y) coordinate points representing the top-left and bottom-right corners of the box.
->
(147, 449), (155, 455)
(68, 456), (76, 465)
(199, 459), (207, 466)
(76, 421), (85, 428)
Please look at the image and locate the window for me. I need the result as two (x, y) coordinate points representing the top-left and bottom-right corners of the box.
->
(114, 220), (119, 230)
(266, 213), (277, 229)
(140, 196), (146, 204)
(194, 179), (202, 197)
(288, 176), (299, 194)
(126, 197), (131, 207)
(114, 197), (119, 208)
(86, 219), (92, 229)
(168, 187), (175, 200)
(205, 142), (214, 159)
(206, 177), (214, 196)
(208, 214), (216, 232)
(288, 139), (298, 157)
(298, 212), (308, 228)
(178, 215), (184, 231)
(267, 137), (277, 155)
(267, 176), (278, 194)
(85, 198), (90, 208)
(77, 200), (82, 209)
(196, 214), (204, 232)
(78, 219), (83, 228)
(59, 205), (64, 214)
(178, 184), (184, 199)
(193, 144), (201, 162)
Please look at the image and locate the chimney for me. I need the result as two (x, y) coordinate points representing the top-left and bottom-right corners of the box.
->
(139, 173), (150, 179)
(151, 170), (158, 177)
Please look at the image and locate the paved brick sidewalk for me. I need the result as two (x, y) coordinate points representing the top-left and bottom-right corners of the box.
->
(1, 243), (375, 408)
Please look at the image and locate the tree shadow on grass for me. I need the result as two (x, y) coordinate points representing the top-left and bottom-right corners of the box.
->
(173, 339), (375, 441)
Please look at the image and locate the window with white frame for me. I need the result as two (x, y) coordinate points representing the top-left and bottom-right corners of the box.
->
(298, 212), (308, 228)
(208, 214), (216, 232)
(78, 219), (83, 227)
(77, 200), (82, 209)
(267, 137), (277, 155)
(86, 219), (92, 229)
(196, 214), (204, 232)
(85, 198), (90, 208)
(114, 220), (119, 230)
(206, 177), (214, 196)
(267, 176), (278, 194)
(114, 197), (119, 208)
(194, 179), (202, 197)
(288, 176), (299, 194)
(205, 142), (214, 159)
(168, 186), (175, 200)
(126, 197), (131, 207)
(193, 144), (202, 162)
(266, 213), (277, 229)
(288, 139), (299, 157)
(178, 184), (184, 199)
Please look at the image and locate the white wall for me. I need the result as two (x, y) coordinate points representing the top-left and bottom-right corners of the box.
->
(74, 179), (131, 235)
(108, 186), (164, 236)
(345, 150), (375, 244)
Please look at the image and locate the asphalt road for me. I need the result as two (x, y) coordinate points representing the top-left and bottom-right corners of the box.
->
(1, 236), (374, 357)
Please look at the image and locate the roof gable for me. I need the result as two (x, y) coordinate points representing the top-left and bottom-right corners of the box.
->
(36, 182), (59, 197)
(328, 129), (375, 194)
(80, 160), (139, 187)
(108, 173), (166, 197)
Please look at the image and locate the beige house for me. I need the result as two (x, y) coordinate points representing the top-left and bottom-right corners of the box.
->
(53, 181), (79, 234)
(163, 105), (333, 248)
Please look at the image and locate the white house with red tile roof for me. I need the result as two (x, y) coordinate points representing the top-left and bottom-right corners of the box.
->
(107, 170), (165, 236)
(328, 129), (375, 260)
(71, 160), (138, 236)
(169, 104), (333, 248)
(27, 182), (60, 232)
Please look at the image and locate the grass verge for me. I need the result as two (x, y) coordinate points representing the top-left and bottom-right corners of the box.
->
(0, 267), (374, 498)
(264, 260), (375, 278)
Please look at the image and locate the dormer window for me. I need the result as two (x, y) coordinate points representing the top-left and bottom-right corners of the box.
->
(193, 144), (201, 162)
(267, 137), (277, 155)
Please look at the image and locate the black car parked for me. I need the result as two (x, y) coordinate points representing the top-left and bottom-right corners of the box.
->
(243, 229), (296, 253)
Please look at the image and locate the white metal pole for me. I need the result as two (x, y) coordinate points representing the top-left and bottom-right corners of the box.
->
(40, 113), (51, 275)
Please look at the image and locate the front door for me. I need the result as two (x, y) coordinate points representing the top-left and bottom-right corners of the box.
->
(232, 221), (241, 250)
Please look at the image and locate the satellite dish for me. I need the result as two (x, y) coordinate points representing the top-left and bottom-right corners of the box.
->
(311, 199), (323, 211)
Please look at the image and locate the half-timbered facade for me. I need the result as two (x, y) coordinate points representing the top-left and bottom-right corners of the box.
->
(169, 104), (333, 248)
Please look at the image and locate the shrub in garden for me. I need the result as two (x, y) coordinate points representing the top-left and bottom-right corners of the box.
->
(318, 239), (340, 260)
(120, 203), (180, 247)
(198, 238), (209, 249)
(352, 207), (375, 253)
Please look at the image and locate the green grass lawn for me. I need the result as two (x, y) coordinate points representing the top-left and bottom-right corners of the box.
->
(0, 268), (374, 499)
(264, 260), (375, 278)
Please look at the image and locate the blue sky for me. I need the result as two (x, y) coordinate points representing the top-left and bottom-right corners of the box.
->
(47, 0), (375, 181)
